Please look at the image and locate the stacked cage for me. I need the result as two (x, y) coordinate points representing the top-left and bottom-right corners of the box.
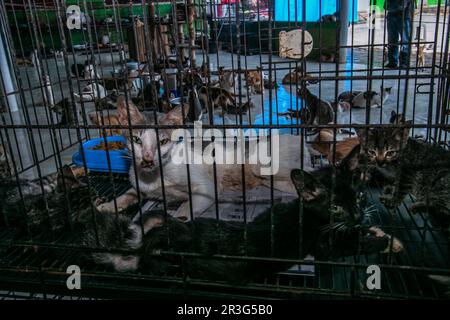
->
(0, 0), (449, 299)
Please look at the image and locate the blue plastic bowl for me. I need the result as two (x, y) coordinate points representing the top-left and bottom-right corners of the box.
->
(72, 136), (131, 174)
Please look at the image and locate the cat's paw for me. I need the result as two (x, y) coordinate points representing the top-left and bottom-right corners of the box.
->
(96, 201), (125, 213)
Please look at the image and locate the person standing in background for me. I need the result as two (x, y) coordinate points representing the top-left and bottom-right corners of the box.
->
(385, 0), (415, 69)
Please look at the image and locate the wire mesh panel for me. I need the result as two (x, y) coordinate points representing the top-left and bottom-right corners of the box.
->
(0, 0), (449, 299)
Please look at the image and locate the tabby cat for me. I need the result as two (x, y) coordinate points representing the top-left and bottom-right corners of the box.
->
(379, 138), (450, 230)
(353, 113), (450, 230)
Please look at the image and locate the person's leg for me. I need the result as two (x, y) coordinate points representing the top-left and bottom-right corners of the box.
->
(386, 12), (400, 67)
(400, 6), (413, 68)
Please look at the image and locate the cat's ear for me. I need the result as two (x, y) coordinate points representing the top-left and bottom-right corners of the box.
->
(389, 110), (398, 124)
(392, 121), (411, 144)
(291, 169), (327, 201)
(159, 104), (190, 135)
(117, 95), (144, 125)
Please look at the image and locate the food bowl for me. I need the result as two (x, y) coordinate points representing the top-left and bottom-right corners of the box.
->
(72, 136), (131, 174)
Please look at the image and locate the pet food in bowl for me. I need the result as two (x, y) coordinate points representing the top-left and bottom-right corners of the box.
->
(72, 136), (131, 174)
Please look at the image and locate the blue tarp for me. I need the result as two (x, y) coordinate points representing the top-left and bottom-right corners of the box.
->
(274, 0), (358, 22)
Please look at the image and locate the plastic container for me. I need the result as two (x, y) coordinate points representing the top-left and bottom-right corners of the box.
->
(126, 61), (139, 71)
(72, 136), (131, 174)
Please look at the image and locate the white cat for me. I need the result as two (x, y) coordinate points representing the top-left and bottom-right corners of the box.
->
(97, 96), (312, 220)
(73, 83), (107, 102)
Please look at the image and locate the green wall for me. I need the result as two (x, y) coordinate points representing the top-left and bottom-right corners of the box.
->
(373, 0), (447, 11)
(7, 1), (175, 52)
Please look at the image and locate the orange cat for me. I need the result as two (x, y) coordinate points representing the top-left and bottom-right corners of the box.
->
(245, 67), (264, 95)
(312, 129), (360, 163)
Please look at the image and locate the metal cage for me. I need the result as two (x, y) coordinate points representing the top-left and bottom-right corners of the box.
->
(0, 0), (449, 299)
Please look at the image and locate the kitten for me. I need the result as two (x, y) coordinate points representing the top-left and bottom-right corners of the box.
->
(225, 99), (254, 115)
(217, 67), (237, 93)
(331, 100), (351, 113)
(338, 86), (392, 108)
(73, 83), (107, 102)
(51, 98), (78, 125)
(281, 66), (319, 85)
(0, 163), (85, 211)
(352, 120), (410, 183)
(417, 45), (426, 69)
(245, 67), (264, 95)
(319, 13), (337, 23)
(311, 129), (359, 164)
(97, 96), (312, 219)
(71, 61), (98, 80)
(379, 138), (450, 230)
(198, 86), (236, 115)
(96, 91), (119, 111)
(296, 86), (335, 127)
(277, 108), (308, 121)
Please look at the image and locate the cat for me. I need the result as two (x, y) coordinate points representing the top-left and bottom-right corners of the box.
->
(96, 96), (312, 219)
(0, 163), (86, 216)
(97, 152), (403, 279)
(245, 67), (264, 95)
(331, 100), (351, 113)
(354, 113), (450, 232)
(216, 67), (238, 93)
(281, 66), (319, 85)
(198, 86), (236, 115)
(296, 86), (335, 127)
(319, 13), (337, 23)
(320, 51), (336, 63)
(338, 86), (392, 109)
(310, 129), (360, 164)
(277, 108), (309, 121)
(95, 91), (119, 111)
(71, 60), (99, 80)
(352, 112), (411, 183)
(51, 98), (78, 125)
(378, 138), (450, 231)
(225, 99), (254, 115)
(73, 83), (107, 102)
(417, 45), (426, 69)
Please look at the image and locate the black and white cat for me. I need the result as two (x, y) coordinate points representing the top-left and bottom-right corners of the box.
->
(73, 82), (107, 102)
(338, 86), (392, 108)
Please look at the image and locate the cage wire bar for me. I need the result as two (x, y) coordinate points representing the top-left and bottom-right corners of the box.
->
(0, 0), (449, 299)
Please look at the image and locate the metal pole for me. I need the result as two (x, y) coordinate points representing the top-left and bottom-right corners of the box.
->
(0, 9), (18, 112)
(339, 0), (350, 63)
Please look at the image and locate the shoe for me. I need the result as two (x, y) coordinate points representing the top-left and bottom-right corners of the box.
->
(384, 62), (398, 69)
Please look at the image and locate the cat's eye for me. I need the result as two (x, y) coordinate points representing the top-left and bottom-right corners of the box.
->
(132, 135), (142, 145)
(368, 150), (377, 157)
(385, 150), (397, 158)
(160, 138), (170, 145)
